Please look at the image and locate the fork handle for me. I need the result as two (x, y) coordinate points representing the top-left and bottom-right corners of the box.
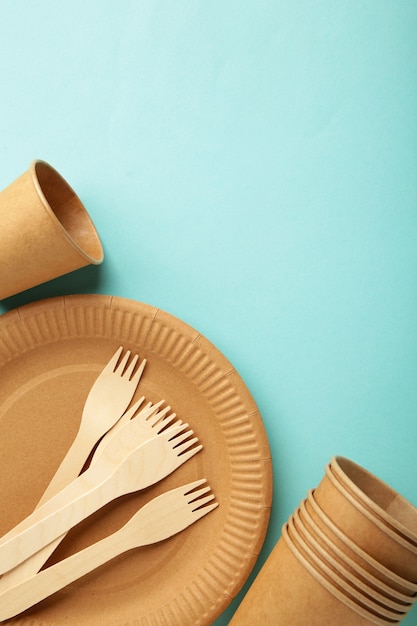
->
(0, 433), (90, 593)
(0, 461), (121, 576)
(0, 424), (154, 592)
(38, 431), (95, 506)
(0, 527), (126, 622)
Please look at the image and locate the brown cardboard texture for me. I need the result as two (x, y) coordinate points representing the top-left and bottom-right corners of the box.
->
(230, 528), (395, 626)
(0, 161), (103, 300)
(306, 490), (417, 597)
(0, 294), (272, 625)
(287, 513), (407, 623)
(291, 507), (412, 617)
(298, 498), (416, 606)
(330, 457), (417, 546)
(314, 467), (417, 582)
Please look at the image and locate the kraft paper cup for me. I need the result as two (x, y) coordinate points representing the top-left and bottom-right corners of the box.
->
(229, 528), (389, 626)
(286, 519), (404, 625)
(287, 514), (407, 623)
(330, 457), (417, 547)
(292, 507), (412, 616)
(314, 465), (417, 581)
(306, 490), (417, 597)
(0, 160), (103, 300)
(326, 464), (417, 554)
(327, 463), (417, 558)
(299, 498), (416, 607)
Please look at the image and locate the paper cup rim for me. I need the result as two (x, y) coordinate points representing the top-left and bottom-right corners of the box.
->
(283, 522), (402, 626)
(325, 464), (417, 555)
(30, 160), (104, 265)
(299, 499), (416, 605)
(331, 457), (417, 547)
(307, 490), (417, 593)
(293, 506), (413, 613)
(288, 513), (408, 621)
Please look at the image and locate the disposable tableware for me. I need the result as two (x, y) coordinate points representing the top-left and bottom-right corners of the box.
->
(0, 480), (218, 622)
(0, 423), (201, 575)
(0, 399), (178, 590)
(0, 346), (146, 590)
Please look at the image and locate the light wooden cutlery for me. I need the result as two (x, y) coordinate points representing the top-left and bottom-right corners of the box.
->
(48, 346), (146, 490)
(0, 346), (147, 590)
(0, 480), (217, 622)
(0, 419), (202, 575)
(0, 399), (178, 589)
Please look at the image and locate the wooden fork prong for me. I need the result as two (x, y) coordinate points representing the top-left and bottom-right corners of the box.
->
(169, 428), (194, 445)
(114, 349), (131, 374)
(123, 354), (139, 378)
(103, 346), (124, 373)
(191, 501), (218, 520)
(187, 484), (211, 500)
(158, 417), (185, 433)
(134, 400), (164, 423)
(121, 396), (146, 421)
(145, 404), (171, 427)
(181, 478), (207, 493)
(129, 357), (146, 383)
(191, 493), (216, 509)
(176, 442), (203, 463)
(151, 412), (175, 430)
(174, 436), (199, 455)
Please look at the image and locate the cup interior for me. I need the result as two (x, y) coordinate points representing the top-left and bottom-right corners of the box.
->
(331, 457), (417, 546)
(32, 160), (104, 264)
(325, 464), (417, 555)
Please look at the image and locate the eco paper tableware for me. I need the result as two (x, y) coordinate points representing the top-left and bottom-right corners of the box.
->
(330, 457), (417, 546)
(230, 457), (417, 625)
(305, 490), (417, 597)
(0, 160), (103, 300)
(289, 508), (410, 618)
(229, 529), (390, 625)
(298, 498), (415, 606)
(314, 464), (417, 581)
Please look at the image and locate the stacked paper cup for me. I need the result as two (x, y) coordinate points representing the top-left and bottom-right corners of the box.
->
(230, 457), (417, 625)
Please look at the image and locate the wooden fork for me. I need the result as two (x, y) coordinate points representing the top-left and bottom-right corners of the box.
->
(0, 346), (146, 590)
(0, 480), (217, 622)
(49, 346), (147, 489)
(0, 424), (202, 575)
(0, 399), (179, 591)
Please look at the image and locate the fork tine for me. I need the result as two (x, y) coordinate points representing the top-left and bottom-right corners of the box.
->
(119, 396), (146, 422)
(183, 478), (207, 492)
(169, 427), (194, 444)
(191, 501), (218, 520)
(130, 357), (146, 384)
(123, 354), (139, 379)
(156, 417), (185, 433)
(187, 484), (211, 500)
(102, 346), (124, 373)
(174, 436), (199, 456)
(143, 402), (169, 426)
(177, 442), (203, 463)
(119, 399), (164, 431)
(114, 350), (131, 374)
(190, 493), (216, 509)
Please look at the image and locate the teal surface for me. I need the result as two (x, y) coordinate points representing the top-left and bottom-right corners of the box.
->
(0, 2), (416, 624)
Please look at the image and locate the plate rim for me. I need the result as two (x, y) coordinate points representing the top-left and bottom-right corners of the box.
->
(0, 294), (272, 625)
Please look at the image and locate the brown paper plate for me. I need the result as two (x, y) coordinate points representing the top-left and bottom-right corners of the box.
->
(0, 294), (272, 625)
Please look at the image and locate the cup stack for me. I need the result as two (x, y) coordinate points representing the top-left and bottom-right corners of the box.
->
(230, 457), (417, 625)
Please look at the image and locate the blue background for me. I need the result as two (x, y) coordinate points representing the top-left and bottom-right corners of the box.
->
(1, 2), (416, 624)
